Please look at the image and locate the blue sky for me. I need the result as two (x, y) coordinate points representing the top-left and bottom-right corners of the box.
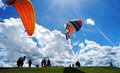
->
(34, 0), (120, 50)
(0, 0), (120, 67)
(1, 0), (120, 47)
(28, 0), (119, 46)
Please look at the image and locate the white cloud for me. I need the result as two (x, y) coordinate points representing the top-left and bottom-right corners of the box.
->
(0, 0), (6, 10)
(85, 18), (95, 26)
(0, 18), (74, 67)
(0, 18), (120, 68)
(77, 39), (120, 67)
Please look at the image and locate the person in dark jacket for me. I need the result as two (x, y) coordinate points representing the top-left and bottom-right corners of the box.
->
(28, 59), (32, 68)
(75, 61), (81, 67)
(47, 59), (51, 67)
(17, 56), (26, 68)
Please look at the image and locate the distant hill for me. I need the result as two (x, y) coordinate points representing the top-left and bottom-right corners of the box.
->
(0, 66), (120, 73)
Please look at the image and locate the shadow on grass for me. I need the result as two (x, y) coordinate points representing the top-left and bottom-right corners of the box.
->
(0, 67), (12, 70)
(63, 67), (85, 73)
(0, 67), (16, 70)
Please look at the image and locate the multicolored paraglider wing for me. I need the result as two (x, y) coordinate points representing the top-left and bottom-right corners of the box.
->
(70, 19), (82, 31)
(6, 0), (16, 5)
(6, 0), (36, 36)
(65, 24), (74, 40)
(64, 19), (82, 40)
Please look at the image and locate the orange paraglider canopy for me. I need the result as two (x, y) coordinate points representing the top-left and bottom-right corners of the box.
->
(6, 0), (36, 36)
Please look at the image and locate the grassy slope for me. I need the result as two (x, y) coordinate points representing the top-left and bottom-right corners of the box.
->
(0, 66), (120, 73)
(80, 66), (120, 73)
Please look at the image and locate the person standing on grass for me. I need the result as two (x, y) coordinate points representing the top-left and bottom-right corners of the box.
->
(75, 61), (81, 67)
(17, 57), (22, 68)
(28, 59), (32, 68)
(41, 59), (43, 67)
(17, 56), (26, 68)
(43, 58), (46, 67)
(47, 59), (51, 67)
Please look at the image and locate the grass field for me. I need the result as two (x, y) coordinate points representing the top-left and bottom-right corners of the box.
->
(0, 66), (120, 73)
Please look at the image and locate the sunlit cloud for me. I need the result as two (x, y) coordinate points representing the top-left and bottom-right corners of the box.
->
(85, 18), (95, 26)
(0, 18), (120, 67)
(0, 18), (74, 67)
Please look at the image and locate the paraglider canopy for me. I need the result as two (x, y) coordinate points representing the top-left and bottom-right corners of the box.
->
(6, 0), (19, 5)
(6, 0), (36, 36)
(64, 19), (82, 40)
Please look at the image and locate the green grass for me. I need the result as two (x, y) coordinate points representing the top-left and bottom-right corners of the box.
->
(0, 66), (120, 73)
(80, 66), (120, 73)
